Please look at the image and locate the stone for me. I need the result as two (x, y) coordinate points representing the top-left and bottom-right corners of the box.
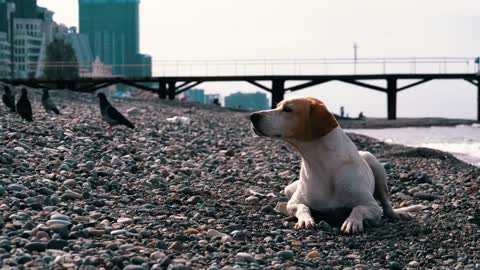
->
(123, 265), (147, 270)
(245, 196), (260, 203)
(111, 156), (122, 166)
(187, 196), (203, 204)
(150, 251), (165, 260)
(388, 261), (402, 270)
(277, 250), (294, 260)
(235, 252), (256, 263)
(86, 228), (105, 237)
(413, 192), (437, 201)
(318, 220), (331, 231)
(408, 261), (419, 267)
(274, 202), (288, 215)
(37, 187), (54, 196)
(126, 107), (141, 116)
(184, 228), (200, 234)
(306, 250), (321, 259)
(47, 219), (71, 227)
(61, 190), (82, 200)
(47, 239), (68, 250)
(206, 229), (229, 241)
(17, 255), (33, 264)
(50, 214), (70, 222)
(117, 217), (134, 225)
(111, 229), (127, 236)
(168, 241), (183, 250)
(85, 161), (95, 170)
(14, 146), (26, 153)
(25, 242), (47, 252)
(7, 184), (27, 192)
(63, 179), (77, 187)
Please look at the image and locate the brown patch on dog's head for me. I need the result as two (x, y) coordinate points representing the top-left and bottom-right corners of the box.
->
(277, 97), (338, 142)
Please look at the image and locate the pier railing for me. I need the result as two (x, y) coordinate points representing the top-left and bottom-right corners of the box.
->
(15, 57), (477, 77)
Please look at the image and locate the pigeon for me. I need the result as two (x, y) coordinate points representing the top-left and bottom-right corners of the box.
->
(97, 92), (134, 131)
(16, 88), (33, 122)
(2, 85), (16, 112)
(42, 89), (60, 114)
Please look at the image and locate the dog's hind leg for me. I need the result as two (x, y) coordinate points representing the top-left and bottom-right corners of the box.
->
(360, 151), (399, 218)
(361, 151), (425, 220)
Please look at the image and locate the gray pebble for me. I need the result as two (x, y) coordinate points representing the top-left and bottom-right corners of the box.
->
(276, 250), (294, 260)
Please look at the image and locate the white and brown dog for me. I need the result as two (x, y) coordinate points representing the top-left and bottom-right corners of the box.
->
(250, 97), (424, 233)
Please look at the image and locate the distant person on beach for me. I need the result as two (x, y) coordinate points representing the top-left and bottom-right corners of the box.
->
(358, 112), (365, 119)
(340, 106), (345, 118)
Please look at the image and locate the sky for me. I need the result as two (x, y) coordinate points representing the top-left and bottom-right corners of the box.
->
(37, 0), (480, 119)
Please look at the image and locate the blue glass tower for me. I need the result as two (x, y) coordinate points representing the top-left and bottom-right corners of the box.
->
(78, 0), (151, 77)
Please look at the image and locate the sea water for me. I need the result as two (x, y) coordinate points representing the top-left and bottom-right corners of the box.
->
(347, 124), (480, 167)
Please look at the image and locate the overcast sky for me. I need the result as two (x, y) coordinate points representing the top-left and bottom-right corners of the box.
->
(37, 0), (480, 119)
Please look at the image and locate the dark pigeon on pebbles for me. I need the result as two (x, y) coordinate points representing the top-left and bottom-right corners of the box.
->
(2, 85), (16, 112)
(97, 92), (135, 131)
(16, 88), (33, 121)
(42, 89), (60, 114)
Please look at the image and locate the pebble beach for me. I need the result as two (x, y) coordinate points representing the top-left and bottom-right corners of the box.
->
(0, 91), (479, 269)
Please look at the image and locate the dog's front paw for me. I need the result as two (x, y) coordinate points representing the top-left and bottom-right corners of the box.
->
(294, 215), (315, 229)
(341, 218), (364, 234)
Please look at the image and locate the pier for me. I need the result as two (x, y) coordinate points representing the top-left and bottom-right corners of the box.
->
(1, 57), (479, 120)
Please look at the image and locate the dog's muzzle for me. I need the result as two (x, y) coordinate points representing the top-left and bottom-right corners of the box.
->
(250, 113), (265, 136)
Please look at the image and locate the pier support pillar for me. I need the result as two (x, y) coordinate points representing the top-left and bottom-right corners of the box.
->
(167, 81), (176, 100)
(271, 79), (285, 109)
(158, 81), (166, 99)
(477, 82), (480, 122)
(387, 78), (397, 120)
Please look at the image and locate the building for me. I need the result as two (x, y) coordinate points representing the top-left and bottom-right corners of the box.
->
(224, 92), (269, 111)
(80, 56), (116, 95)
(68, 26), (94, 73)
(0, 32), (11, 78)
(0, 1), (13, 78)
(205, 94), (221, 105)
(79, 0), (151, 78)
(0, 0), (68, 78)
(0, 0), (12, 78)
(0, 0), (99, 80)
(80, 56), (112, 78)
(180, 88), (205, 103)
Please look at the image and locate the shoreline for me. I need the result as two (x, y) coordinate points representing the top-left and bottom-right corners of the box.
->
(338, 117), (477, 129)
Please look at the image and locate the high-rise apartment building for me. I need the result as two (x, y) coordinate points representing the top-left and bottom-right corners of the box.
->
(0, 0), (96, 79)
(78, 0), (151, 77)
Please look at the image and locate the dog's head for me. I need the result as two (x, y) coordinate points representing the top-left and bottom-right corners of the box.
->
(250, 97), (338, 142)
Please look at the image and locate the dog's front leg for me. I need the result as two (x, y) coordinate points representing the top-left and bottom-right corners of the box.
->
(284, 180), (299, 199)
(341, 203), (382, 233)
(287, 197), (315, 229)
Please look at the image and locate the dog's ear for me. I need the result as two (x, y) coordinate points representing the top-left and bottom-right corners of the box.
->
(308, 98), (338, 140)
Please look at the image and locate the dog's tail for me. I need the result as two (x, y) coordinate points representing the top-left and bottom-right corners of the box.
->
(360, 151), (427, 219)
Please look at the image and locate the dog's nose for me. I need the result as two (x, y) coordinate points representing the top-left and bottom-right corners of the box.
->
(250, 113), (261, 123)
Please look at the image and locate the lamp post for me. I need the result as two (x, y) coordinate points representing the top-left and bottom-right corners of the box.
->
(353, 42), (358, 74)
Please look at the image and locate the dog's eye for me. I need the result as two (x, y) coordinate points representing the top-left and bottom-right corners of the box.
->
(283, 106), (293, 113)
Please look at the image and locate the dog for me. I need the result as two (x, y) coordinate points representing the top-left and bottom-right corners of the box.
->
(250, 97), (425, 233)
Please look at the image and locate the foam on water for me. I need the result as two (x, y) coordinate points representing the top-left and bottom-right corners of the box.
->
(348, 124), (480, 167)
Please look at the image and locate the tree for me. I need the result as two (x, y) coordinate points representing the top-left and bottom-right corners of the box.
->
(43, 38), (78, 80)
